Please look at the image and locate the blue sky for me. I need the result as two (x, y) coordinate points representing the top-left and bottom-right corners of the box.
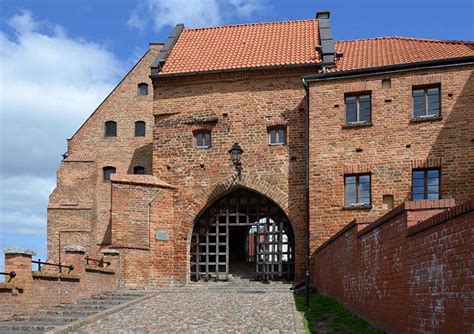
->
(0, 0), (473, 273)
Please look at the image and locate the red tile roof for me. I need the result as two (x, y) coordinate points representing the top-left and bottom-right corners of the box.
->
(161, 19), (320, 74)
(334, 37), (474, 72)
(159, 19), (474, 75)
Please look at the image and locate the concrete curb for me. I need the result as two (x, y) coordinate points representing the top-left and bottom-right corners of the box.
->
(291, 293), (306, 334)
(47, 292), (159, 334)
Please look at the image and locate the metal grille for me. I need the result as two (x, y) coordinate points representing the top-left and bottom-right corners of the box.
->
(190, 189), (294, 282)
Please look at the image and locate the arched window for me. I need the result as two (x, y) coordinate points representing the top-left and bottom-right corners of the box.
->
(137, 83), (149, 96)
(135, 121), (146, 137)
(133, 166), (145, 174)
(105, 121), (117, 137)
(194, 130), (211, 148)
(103, 166), (116, 181)
(268, 126), (286, 145)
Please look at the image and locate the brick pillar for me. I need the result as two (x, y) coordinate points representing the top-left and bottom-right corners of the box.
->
(4, 248), (35, 286)
(101, 249), (120, 272)
(63, 245), (86, 277)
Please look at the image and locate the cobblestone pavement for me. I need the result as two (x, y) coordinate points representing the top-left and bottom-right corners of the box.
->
(75, 286), (303, 333)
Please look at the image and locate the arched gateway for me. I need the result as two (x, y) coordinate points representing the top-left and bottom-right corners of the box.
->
(190, 188), (294, 282)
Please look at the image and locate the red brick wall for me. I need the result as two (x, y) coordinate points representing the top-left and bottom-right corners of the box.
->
(48, 44), (162, 261)
(0, 250), (119, 321)
(312, 199), (473, 334)
(109, 176), (177, 288)
(153, 67), (313, 282)
(308, 65), (474, 250)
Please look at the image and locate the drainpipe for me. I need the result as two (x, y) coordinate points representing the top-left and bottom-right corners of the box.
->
(302, 77), (311, 306)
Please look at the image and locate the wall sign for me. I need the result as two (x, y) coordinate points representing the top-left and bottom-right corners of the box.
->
(156, 230), (169, 241)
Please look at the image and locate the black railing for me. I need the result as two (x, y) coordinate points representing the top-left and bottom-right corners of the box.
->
(32, 259), (74, 273)
(85, 256), (111, 267)
(0, 271), (16, 279)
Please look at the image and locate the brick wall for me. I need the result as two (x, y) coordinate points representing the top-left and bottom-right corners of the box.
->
(0, 248), (120, 321)
(312, 199), (473, 334)
(47, 44), (162, 261)
(152, 67), (312, 282)
(308, 65), (474, 251)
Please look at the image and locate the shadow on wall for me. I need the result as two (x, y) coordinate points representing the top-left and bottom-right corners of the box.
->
(285, 97), (307, 281)
(426, 70), (474, 201)
(128, 143), (153, 174)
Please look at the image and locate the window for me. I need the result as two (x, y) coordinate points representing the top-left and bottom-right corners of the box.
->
(135, 121), (146, 137)
(412, 85), (440, 119)
(195, 131), (211, 148)
(133, 166), (145, 174)
(105, 121), (117, 137)
(344, 174), (371, 207)
(268, 126), (286, 145)
(345, 93), (371, 124)
(138, 83), (148, 96)
(103, 166), (116, 181)
(412, 168), (440, 200)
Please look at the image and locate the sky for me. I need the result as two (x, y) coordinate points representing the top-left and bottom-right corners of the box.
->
(0, 0), (473, 272)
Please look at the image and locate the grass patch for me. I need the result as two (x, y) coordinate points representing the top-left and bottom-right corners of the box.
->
(295, 293), (384, 334)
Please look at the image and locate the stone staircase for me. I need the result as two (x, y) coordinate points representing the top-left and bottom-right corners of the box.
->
(0, 290), (150, 333)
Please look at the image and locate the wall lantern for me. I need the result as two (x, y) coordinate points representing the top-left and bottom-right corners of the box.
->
(228, 142), (243, 178)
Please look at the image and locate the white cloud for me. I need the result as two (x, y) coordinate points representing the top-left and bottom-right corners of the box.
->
(127, 0), (267, 32)
(0, 11), (123, 243)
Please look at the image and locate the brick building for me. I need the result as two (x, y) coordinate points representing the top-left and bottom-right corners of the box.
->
(47, 12), (474, 287)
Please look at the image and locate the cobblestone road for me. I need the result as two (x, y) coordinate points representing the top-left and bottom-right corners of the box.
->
(75, 286), (303, 333)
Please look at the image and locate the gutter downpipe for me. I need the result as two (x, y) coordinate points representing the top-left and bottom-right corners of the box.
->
(302, 77), (311, 306)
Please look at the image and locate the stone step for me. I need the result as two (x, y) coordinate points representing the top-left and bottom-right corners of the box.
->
(39, 309), (97, 317)
(74, 299), (124, 306)
(59, 304), (109, 311)
(0, 321), (64, 331)
(11, 315), (78, 323)
(91, 295), (136, 301)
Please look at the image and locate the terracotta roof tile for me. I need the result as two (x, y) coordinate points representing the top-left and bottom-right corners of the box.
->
(161, 19), (320, 74)
(334, 37), (474, 71)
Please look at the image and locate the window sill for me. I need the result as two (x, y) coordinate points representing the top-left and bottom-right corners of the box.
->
(342, 204), (372, 210)
(341, 122), (373, 129)
(410, 116), (442, 123)
(268, 143), (286, 147)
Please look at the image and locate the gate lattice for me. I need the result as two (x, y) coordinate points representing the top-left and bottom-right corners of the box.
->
(190, 189), (294, 282)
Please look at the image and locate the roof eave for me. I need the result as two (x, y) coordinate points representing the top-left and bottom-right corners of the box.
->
(151, 62), (322, 79)
(302, 56), (474, 82)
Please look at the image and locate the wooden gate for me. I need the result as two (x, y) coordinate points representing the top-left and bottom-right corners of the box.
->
(190, 189), (294, 282)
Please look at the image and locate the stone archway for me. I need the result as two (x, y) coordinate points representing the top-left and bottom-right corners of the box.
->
(189, 187), (295, 282)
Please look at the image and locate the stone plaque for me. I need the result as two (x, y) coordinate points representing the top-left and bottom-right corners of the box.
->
(156, 230), (169, 241)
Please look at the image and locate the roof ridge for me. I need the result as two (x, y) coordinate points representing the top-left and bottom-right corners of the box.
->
(336, 36), (474, 45)
(183, 18), (317, 32)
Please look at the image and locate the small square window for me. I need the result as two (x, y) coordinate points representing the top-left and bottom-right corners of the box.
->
(138, 83), (148, 96)
(345, 93), (371, 125)
(105, 121), (117, 137)
(412, 85), (440, 119)
(133, 166), (145, 174)
(268, 126), (286, 145)
(412, 168), (440, 200)
(135, 121), (146, 137)
(344, 174), (371, 207)
(103, 166), (116, 181)
(195, 131), (211, 148)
